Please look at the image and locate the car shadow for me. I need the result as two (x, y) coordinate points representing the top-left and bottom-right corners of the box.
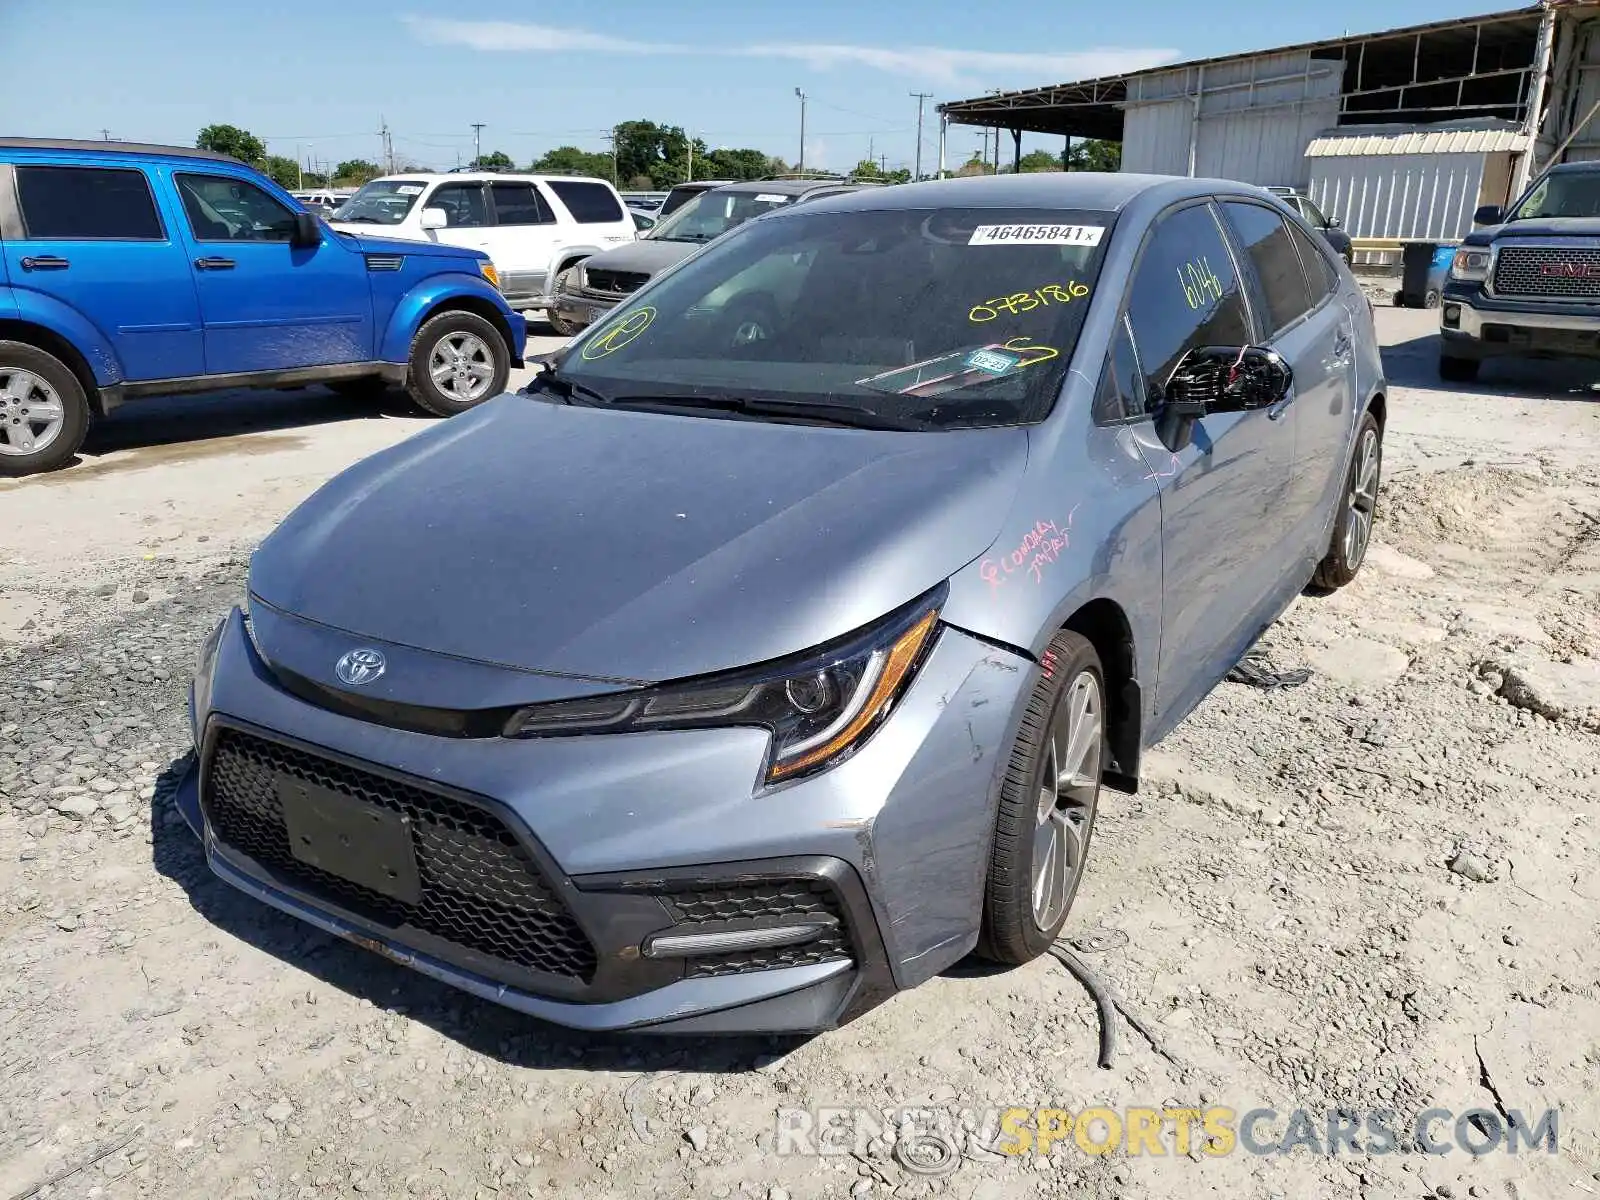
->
(1381, 329), (1600, 399)
(81, 384), (421, 458)
(149, 756), (807, 1072)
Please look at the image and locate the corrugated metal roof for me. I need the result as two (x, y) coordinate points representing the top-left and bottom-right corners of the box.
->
(1306, 125), (1529, 157)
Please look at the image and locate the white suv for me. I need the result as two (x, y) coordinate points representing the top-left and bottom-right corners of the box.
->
(330, 173), (637, 310)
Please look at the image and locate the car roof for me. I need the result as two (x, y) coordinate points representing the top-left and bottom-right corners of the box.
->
(708, 178), (862, 197)
(0, 137), (242, 166)
(785, 172), (1241, 216)
(1546, 161), (1600, 174)
(368, 172), (617, 186)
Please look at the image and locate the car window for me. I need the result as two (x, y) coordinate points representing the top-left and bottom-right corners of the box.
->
(1288, 221), (1338, 306)
(1221, 201), (1314, 337)
(659, 186), (705, 217)
(1124, 202), (1252, 409)
(651, 190), (795, 245)
(175, 173), (296, 242)
(333, 180), (424, 225)
(430, 183), (489, 228)
(1299, 196), (1330, 227)
(491, 182), (554, 226)
(547, 180), (625, 224)
(15, 166), (164, 240)
(556, 205), (1116, 430)
(1093, 315), (1146, 424)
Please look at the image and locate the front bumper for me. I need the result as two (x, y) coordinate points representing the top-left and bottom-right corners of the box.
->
(1440, 288), (1600, 360)
(550, 288), (625, 332)
(183, 609), (1031, 1033)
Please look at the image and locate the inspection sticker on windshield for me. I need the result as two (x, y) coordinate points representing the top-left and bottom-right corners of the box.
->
(396, 185), (424, 195)
(755, 194), (788, 204)
(964, 348), (1020, 376)
(969, 224), (1105, 247)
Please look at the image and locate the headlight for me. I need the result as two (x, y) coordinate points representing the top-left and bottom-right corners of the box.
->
(504, 589), (944, 784)
(1450, 248), (1492, 282)
(478, 260), (501, 290)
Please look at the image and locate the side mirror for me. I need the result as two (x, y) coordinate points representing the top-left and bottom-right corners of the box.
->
(1165, 345), (1293, 416)
(290, 211), (322, 249)
(1474, 204), (1505, 226)
(1327, 216), (1341, 229)
(420, 207), (448, 230)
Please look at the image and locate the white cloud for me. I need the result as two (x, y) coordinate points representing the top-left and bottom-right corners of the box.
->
(402, 16), (680, 54)
(403, 16), (1175, 87)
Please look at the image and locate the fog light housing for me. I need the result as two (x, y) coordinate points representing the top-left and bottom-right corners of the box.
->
(1443, 304), (1461, 328)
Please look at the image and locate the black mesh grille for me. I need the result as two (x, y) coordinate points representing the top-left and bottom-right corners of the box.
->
(1493, 246), (1600, 299)
(585, 268), (649, 295)
(658, 880), (852, 978)
(203, 729), (597, 982)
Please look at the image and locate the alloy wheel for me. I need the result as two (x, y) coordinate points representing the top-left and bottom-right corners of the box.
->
(0, 368), (66, 457)
(428, 332), (495, 403)
(1343, 427), (1381, 568)
(1031, 670), (1103, 931)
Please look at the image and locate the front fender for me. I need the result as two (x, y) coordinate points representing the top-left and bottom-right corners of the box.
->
(378, 273), (523, 364)
(6, 288), (124, 386)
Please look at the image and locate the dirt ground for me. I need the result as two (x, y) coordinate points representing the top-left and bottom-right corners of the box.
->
(2, 310), (1598, 1200)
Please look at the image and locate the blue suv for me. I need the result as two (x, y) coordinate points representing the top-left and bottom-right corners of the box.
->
(0, 138), (527, 475)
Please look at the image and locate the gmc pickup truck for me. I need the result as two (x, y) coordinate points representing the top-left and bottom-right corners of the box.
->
(1440, 160), (1600, 381)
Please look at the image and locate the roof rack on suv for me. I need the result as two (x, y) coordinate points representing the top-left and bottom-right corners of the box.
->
(0, 137), (238, 164)
(761, 172), (846, 182)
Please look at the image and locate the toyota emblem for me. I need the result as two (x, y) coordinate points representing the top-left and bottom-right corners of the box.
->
(335, 648), (386, 687)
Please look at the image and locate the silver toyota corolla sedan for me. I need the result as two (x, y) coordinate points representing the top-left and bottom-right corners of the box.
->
(181, 174), (1386, 1034)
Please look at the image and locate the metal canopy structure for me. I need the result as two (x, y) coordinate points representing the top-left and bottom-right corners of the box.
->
(939, 5), (1551, 144)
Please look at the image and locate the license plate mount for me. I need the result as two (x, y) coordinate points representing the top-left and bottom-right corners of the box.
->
(277, 776), (422, 905)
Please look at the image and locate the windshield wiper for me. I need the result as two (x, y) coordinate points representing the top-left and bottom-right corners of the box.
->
(608, 393), (923, 431)
(336, 215), (381, 223)
(528, 367), (613, 407)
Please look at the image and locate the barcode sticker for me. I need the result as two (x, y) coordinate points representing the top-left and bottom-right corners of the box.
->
(396, 185), (424, 195)
(755, 194), (789, 203)
(969, 224), (1105, 247)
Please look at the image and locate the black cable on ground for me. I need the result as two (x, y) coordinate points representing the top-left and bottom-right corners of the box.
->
(1047, 941), (1117, 1069)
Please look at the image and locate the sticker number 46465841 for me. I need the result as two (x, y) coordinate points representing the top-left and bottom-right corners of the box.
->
(969, 224), (1105, 247)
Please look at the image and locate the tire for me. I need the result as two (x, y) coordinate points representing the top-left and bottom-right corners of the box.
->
(978, 630), (1106, 965)
(405, 310), (511, 418)
(1424, 289), (1442, 310)
(1439, 353), (1480, 383)
(326, 376), (393, 401)
(0, 340), (91, 477)
(544, 308), (584, 338)
(1312, 410), (1383, 590)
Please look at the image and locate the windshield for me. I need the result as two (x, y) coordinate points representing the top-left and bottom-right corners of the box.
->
(554, 206), (1114, 430)
(333, 180), (426, 225)
(1509, 171), (1600, 220)
(649, 189), (794, 243)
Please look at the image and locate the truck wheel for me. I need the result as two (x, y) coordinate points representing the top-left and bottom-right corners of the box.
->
(405, 311), (510, 417)
(1312, 411), (1382, 590)
(978, 630), (1105, 965)
(0, 340), (90, 477)
(1439, 353), (1480, 383)
(1424, 289), (1442, 309)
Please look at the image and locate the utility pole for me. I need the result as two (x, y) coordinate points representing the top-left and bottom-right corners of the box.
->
(470, 122), (485, 167)
(379, 116), (393, 175)
(868, 135), (875, 173)
(937, 111), (948, 178)
(880, 154), (888, 175)
(296, 143), (303, 189)
(101, 128), (112, 141)
(605, 127), (618, 184)
(687, 133), (694, 183)
(794, 88), (808, 173)
(910, 92), (933, 180)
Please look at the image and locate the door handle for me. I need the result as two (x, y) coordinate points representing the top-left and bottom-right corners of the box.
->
(19, 255), (69, 271)
(194, 256), (236, 270)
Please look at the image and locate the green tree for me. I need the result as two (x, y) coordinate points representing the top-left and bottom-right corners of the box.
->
(471, 150), (514, 171)
(1017, 149), (1062, 173)
(335, 159), (382, 184)
(261, 155), (302, 189)
(196, 124), (265, 164)
(530, 145), (614, 180)
(700, 147), (771, 181)
(1066, 139), (1121, 172)
(850, 159), (883, 180)
(955, 152), (993, 178)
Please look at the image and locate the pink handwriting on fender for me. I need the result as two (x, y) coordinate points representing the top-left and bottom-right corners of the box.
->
(981, 507), (1079, 589)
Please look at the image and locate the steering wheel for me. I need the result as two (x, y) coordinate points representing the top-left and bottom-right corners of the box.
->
(721, 291), (781, 351)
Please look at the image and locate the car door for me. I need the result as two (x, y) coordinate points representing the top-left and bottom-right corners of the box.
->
(423, 181), (493, 259)
(1117, 200), (1298, 730)
(1, 160), (203, 381)
(170, 170), (372, 375)
(1220, 200), (1353, 569)
(485, 181), (558, 302)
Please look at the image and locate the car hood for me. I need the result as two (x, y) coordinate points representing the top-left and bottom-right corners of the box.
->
(1486, 216), (1600, 240)
(582, 238), (698, 277)
(249, 396), (1028, 685)
(328, 227), (485, 261)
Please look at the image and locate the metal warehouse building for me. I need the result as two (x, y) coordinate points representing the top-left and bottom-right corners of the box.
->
(940, 0), (1600, 245)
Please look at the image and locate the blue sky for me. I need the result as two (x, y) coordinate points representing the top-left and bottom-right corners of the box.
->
(8, 0), (1514, 175)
